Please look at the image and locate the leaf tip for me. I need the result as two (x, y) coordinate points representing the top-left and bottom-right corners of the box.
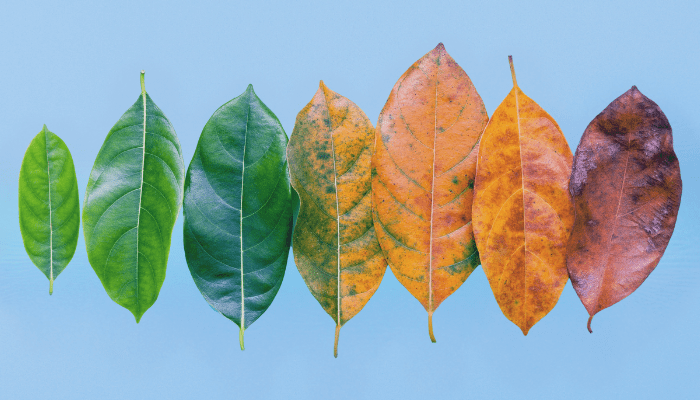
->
(587, 315), (594, 333)
(246, 84), (255, 94)
(435, 42), (445, 51)
(519, 320), (532, 336)
(627, 85), (644, 98)
(133, 310), (143, 324)
(318, 80), (334, 101)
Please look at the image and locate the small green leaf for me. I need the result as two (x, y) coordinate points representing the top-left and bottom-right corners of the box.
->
(83, 71), (185, 322)
(183, 85), (292, 350)
(18, 125), (80, 294)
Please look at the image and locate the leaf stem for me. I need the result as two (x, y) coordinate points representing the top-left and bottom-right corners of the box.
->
(508, 56), (518, 88)
(334, 324), (340, 358)
(239, 326), (245, 350)
(429, 310), (436, 343)
(49, 279), (53, 295)
(140, 70), (146, 94)
(587, 315), (593, 333)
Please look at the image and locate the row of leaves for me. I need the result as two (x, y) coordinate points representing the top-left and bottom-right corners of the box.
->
(18, 44), (682, 357)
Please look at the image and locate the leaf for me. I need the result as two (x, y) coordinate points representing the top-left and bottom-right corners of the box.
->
(567, 86), (682, 332)
(183, 85), (293, 350)
(18, 125), (80, 294)
(472, 56), (574, 335)
(372, 43), (488, 342)
(288, 81), (387, 357)
(82, 71), (185, 322)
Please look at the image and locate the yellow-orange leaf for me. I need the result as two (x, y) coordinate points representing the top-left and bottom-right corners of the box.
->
(288, 81), (387, 357)
(372, 43), (488, 341)
(473, 56), (574, 335)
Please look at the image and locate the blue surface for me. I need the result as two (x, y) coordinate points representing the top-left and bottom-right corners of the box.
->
(1, 0), (698, 398)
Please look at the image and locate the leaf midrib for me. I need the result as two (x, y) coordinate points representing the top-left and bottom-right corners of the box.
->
(598, 133), (632, 308)
(134, 88), (147, 316)
(514, 84), (527, 314)
(428, 66), (439, 314)
(45, 127), (54, 288)
(320, 91), (343, 327)
(240, 91), (250, 332)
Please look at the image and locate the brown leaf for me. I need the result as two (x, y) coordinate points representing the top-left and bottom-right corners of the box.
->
(567, 86), (682, 332)
(287, 81), (388, 357)
(472, 56), (574, 335)
(372, 43), (488, 342)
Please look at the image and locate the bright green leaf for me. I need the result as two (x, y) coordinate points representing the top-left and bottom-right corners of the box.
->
(83, 72), (185, 322)
(183, 85), (292, 350)
(18, 125), (80, 294)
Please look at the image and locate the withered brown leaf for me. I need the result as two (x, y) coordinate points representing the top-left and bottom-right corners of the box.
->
(567, 86), (682, 332)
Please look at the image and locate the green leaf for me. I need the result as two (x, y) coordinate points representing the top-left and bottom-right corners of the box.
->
(18, 125), (80, 294)
(183, 85), (292, 350)
(82, 72), (185, 322)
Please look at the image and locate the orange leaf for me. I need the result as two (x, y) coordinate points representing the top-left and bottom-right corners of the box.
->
(288, 81), (388, 357)
(472, 56), (574, 335)
(372, 43), (488, 342)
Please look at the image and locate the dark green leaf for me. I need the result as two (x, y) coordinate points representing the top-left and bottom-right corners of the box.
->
(19, 125), (80, 294)
(83, 72), (185, 322)
(183, 85), (292, 350)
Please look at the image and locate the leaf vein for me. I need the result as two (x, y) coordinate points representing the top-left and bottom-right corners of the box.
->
(373, 210), (426, 254)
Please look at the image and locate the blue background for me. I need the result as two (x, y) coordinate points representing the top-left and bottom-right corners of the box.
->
(1, 0), (698, 398)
